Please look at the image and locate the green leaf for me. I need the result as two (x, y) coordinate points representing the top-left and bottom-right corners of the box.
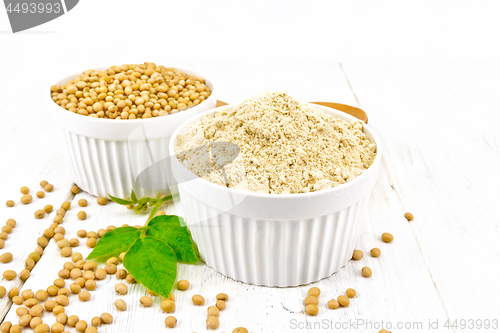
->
(87, 227), (141, 261)
(146, 215), (200, 264)
(108, 194), (133, 206)
(123, 237), (177, 298)
(131, 190), (138, 203)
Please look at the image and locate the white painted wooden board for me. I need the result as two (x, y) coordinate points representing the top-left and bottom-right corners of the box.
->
(0, 59), (461, 333)
(343, 60), (500, 331)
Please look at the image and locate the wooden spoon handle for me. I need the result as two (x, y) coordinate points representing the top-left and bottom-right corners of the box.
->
(215, 100), (368, 124)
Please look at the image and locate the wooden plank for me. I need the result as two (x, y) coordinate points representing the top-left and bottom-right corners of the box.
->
(0, 59), (450, 332)
(342, 60), (500, 328)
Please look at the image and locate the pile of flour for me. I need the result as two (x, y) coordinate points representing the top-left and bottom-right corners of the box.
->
(174, 92), (376, 194)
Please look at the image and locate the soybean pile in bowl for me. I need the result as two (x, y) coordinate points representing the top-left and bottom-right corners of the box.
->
(169, 92), (382, 287)
(48, 62), (216, 198)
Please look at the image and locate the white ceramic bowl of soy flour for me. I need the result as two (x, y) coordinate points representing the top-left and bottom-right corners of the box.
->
(169, 92), (382, 287)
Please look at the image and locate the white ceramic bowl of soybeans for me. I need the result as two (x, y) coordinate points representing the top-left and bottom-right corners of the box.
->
(169, 94), (382, 287)
(48, 62), (216, 199)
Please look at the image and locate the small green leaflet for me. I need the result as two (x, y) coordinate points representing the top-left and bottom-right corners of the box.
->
(123, 237), (177, 298)
(130, 190), (138, 203)
(146, 215), (200, 264)
(108, 194), (133, 206)
(87, 227), (141, 261)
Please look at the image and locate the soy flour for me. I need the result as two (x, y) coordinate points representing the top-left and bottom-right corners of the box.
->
(174, 91), (376, 194)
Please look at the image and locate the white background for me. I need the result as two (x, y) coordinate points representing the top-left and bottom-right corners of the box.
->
(1, 1), (500, 333)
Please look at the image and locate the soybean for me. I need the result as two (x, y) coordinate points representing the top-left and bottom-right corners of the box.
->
(85, 280), (97, 291)
(371, 248), (381, 257)
(165, 316), (177, 328)
(126, 274), (136, 283)
(19, 314), (32, 326)
(304, 296), (319, 305)
(115, 283), (127, 295)
(61, 247), (72, 257)
(75, 320), (87, 332)
(233, 328), (249, 333)
(308, 287), (320, 297)
(21, 289), (34, 300)
(382, 232), (394, 243)
(305, 304), (318, 316)
(192, 294), (205, 305)
(36, 191), (45, 198)
(0, 322), (10, 333)
(216, 293), (228, 301)
(207, 305), (220, 317)
(338, 295), (350, 307)
(44, 184), (53, 192)
(5, 200), (14, 207)
(94, 268), (106, 279)
(160, 299), (175, 313)
(3, 270), (16, 280)
(35, 290), (48, 301)
(216, 300), (226, 310)
(115, 299), (127, 311)
(46, 285), (58, 296)
(53, 305), (65, 315)
(140, 296), (153, 307)
(327, 299), (340, 309)
(51, 323), (65, 333)
(61, 201), (71, 210)
(70, 283), (81, 294)
(97, 197), (107, 205)
(34, 210), (45, 219)
(1, 225), (12, 233)
(71, 185), (80, 194)
(83, 261), (97, 271)
(177, 279), (189, 290)
(86, 237), (96, 248)
(91, 317), (101, 327)
(43, 204), (53, 213)
(362, 266), (373, 277)
(16, 307), (28, 317)
(44, 300), (57, 311)
(20, 186), (29, 194)
(77, 211), (87, 220)
(30, 317), (42, 329)
(79, 291), (91, 301)
(0, 252), (13, 263)
(72, 252), (83, 262)
(346, 288), (356, 298)
(9, 287), (19, 298)
(405, 212), (414, 221)
(100, 313), (113, 324)
(116, 269), (127, 279)
(55, 295), (69, 306)
(206, 316), (219, 329)
(21, 194), (32, 204)
(105, 263), (117, 274)
(11, 325), (22, 333)
(352, 249), (363, 260)
(68, 315), (79, 327)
